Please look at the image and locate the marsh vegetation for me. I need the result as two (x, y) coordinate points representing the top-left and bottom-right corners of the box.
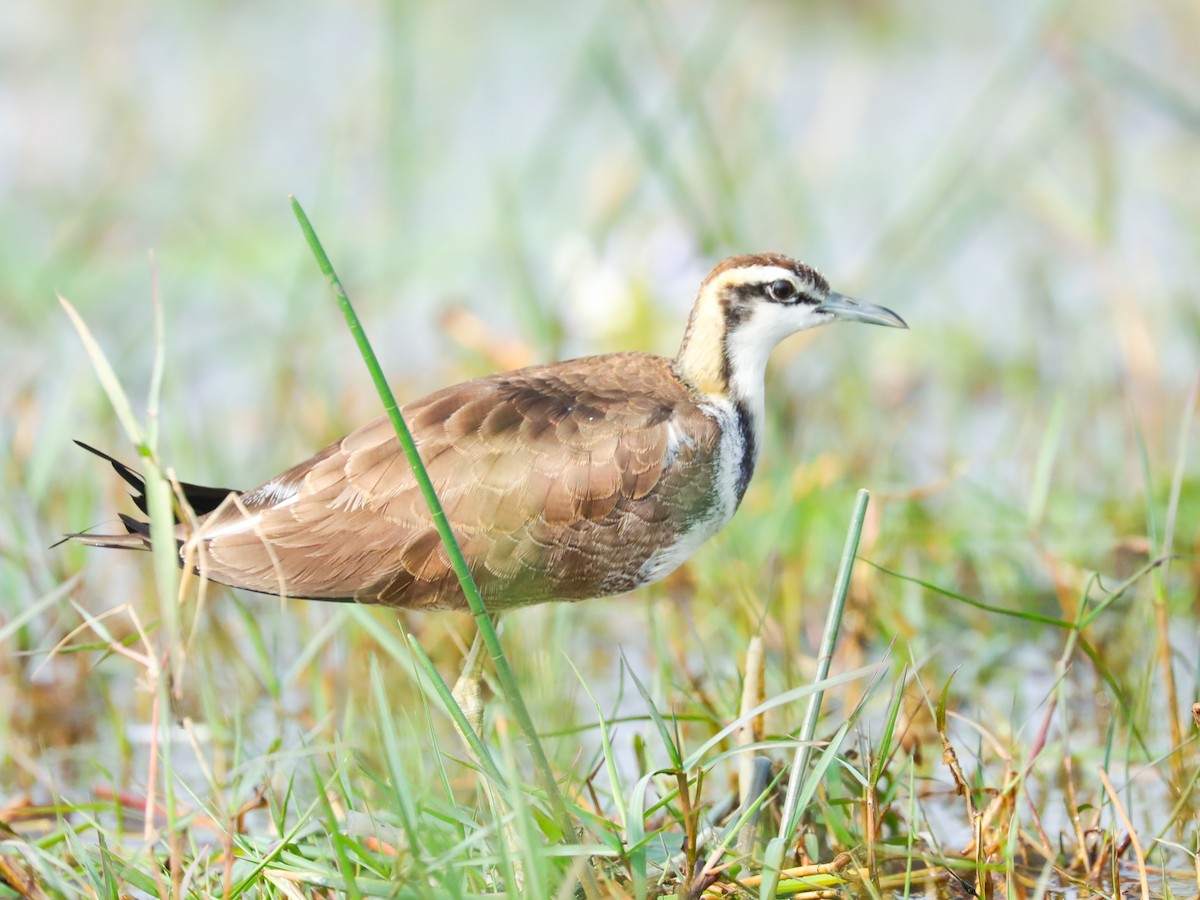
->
(2, 1), (1198, 896)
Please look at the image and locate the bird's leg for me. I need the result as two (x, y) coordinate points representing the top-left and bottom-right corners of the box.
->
(451, 616), (492, 737)
(450, 614), (526, 892)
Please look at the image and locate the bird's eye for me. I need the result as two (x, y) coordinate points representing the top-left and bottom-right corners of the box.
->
(768, 279), (796, 302)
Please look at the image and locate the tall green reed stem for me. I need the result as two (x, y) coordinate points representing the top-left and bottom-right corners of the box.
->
(760, 488), (870, 898)
(288, 198), (586, 854)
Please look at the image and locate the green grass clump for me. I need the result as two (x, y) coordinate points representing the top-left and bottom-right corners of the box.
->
(5, 210), (1193, 897)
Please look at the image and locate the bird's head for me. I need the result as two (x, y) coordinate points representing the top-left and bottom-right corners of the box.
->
(674, 253), (906, 398)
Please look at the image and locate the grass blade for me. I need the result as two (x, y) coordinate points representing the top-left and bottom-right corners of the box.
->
(777, 489), (869, 839)
(288, 198), (597, 897)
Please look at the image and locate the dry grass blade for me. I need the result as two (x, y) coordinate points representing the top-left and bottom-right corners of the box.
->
(1096, 765), (1149, 900)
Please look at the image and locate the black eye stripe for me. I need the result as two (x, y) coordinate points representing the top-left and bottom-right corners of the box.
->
(726, 277), (817, 307)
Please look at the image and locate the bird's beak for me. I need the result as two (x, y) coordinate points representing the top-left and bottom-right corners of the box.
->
(816, 292), (908, 329)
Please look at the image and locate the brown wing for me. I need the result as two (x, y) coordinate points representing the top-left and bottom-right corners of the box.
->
(195, 353), (723, 610)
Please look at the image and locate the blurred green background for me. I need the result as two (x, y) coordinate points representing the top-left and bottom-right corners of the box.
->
(2, 0), (1198, 884)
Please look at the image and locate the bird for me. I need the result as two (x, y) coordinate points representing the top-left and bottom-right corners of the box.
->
(72, 253), (906, 611)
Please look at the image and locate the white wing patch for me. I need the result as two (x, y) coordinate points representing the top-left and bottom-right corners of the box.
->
(199, 478), (301, 539)
(242, 477), (301, 507)
(662, 420), (697, 469)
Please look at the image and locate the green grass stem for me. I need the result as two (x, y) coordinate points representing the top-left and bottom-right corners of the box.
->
(760, 488), (870, 898)
(61, 279), (185, 884)
(288, 197), (597, 895)
(779, 488), (870, 835)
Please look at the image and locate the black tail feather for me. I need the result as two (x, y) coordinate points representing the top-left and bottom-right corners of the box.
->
(74, 440), (148, 510)
(117, 513), (151, 537)
(74, 440), (240, 518)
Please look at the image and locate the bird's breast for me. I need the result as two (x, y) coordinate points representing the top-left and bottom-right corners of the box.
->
(632, 395), (756, 588)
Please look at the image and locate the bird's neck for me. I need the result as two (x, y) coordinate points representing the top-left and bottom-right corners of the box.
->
(674, 305), (771, 467)
(674, 301), (729, 396)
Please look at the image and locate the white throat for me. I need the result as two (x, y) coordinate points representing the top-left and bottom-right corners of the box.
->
(723, 303), (822, 443)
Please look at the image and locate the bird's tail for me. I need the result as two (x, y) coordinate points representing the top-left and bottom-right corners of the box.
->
(62, 441), (239, 550)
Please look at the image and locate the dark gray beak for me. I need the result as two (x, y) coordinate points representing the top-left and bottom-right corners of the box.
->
(816, 292), (908, 329)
